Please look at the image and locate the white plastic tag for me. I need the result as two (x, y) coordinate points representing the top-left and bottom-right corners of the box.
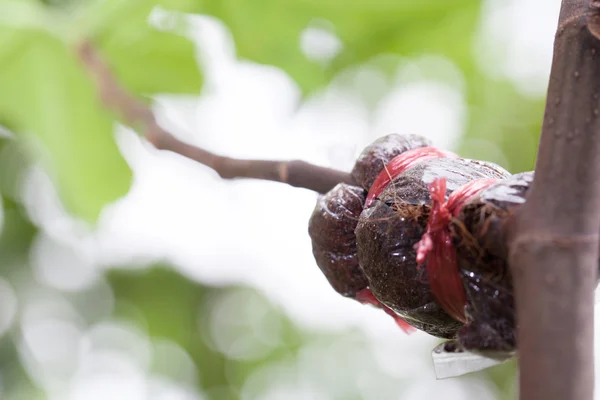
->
(432, 342), (515, 379)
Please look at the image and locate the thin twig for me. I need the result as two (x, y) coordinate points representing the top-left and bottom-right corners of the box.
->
(75, 40), (354, 194)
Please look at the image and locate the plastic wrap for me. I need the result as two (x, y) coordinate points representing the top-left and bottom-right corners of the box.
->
(365, 146), (457, 207)
(308, 183), (367, 297)
(355, 157), (511, 338)
(449, 171), (534, 352)
(351, 134), (432, 190)
(308, 133), (537, 353)
(308, 134), (435, 298)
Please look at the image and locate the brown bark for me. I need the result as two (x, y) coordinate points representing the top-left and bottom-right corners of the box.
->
(507, 1), (600, 398)
(75, 41), (354, 194)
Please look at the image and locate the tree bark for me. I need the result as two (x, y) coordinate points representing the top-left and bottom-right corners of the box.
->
(507, 1), (600, 398)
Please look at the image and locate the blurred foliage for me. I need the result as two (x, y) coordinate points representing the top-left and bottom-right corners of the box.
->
(108, 267), (310, 397)
(0, 29), (132, 222)
(89, 0), (201, 95)
(200, 0), (481, 93)
(0, 196), (46, 399)
(461, 76), (544, 173)
(0, 0), (541, 220)
(0, 0), (552, 398)
(484, 360), (518, 400)
(0, 0), (202, 222)
(107, 266), (520, 400)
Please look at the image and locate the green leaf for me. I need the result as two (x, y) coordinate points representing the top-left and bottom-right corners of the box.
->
(198, 0), (481, 94)
(85, 0), (202, 95)
(0, 28), (132, 222)
(483, 358), (518, 400)
(107, 266), (228, 389)
(156, 0), (205, 13)
(0, 137), (30, 202)
(107, 266), (309, 395)
(99, 28), (201, 95)
(459, 74), (544, 174)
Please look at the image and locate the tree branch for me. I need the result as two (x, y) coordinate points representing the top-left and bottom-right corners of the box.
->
(75, 40), (354, 194)
(507, 1), (600, 398)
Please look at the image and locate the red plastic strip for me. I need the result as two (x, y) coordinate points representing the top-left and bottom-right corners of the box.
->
(415, 178), (498, 323)
(356, 288), (417, 334)
(365, 147), (457, 207)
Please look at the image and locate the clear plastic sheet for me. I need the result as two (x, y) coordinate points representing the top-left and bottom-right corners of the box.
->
(309, 134), (434, 299)
(355, 156), (510, 339)
(308, 183), (367, 297)
(351, 133), (431, 190)
(309, 134), (540, 363)
(430, 175), (533, 378)
(449, 171), (534, 352)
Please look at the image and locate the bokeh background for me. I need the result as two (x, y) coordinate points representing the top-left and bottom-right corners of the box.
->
(0, 0), (588, 399)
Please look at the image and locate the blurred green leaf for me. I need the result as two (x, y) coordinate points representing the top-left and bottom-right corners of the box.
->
(198, 0), (480, 94)
(107, 266), (311, 399)
(107, 266), (230, 391)
(0, 196), (37, 266)
(0, 28), (132, 222)
(0, 137), (30, 202)
(460, 75), (544, 173)
(86, 0), (202, 95)
(156, 0), (204, 13)
(483, 358), (518, 400)
(98, 28), (201, 95)
(0, 334), (44, 400)
(0, 0), (202, 220)
(108, 266), (206, 344)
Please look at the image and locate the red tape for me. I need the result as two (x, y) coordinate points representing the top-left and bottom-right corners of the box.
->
(365, 147), (457, 207)
(415, 178), (498, 323)
(356, 289), (417, 334)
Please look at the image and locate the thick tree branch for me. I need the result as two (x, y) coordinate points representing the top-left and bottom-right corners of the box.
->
(75, 40), (354, 194)
(507, 1), (600, 399)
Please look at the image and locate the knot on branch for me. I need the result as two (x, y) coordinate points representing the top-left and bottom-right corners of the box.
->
(509, 232), (600, 265)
